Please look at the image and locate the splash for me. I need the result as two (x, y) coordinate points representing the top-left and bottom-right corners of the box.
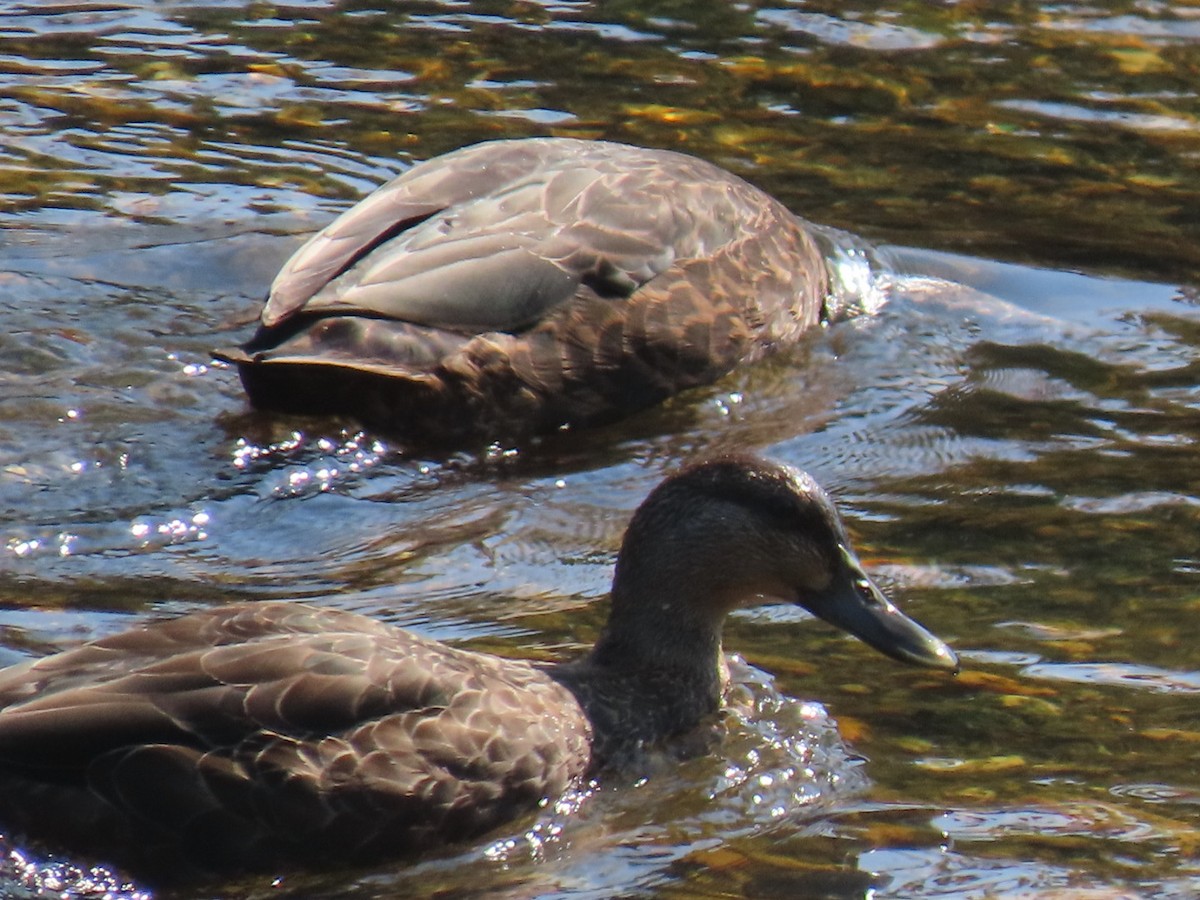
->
(471, 657), (867, 896)
(810, 224), (897, 321)
(0, 837), (150, 900)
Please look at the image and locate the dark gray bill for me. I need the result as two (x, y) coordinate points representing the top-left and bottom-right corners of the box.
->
(803, 544), (958, 671)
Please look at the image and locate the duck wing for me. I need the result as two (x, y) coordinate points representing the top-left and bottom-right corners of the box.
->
(259, 138), (767, 336)
(0, 602), (592, 878)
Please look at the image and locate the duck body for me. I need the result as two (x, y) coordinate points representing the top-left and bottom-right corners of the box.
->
(0, 457), (956, 883)
(217, 139), (836, 442)
(0, 603), (593, 880)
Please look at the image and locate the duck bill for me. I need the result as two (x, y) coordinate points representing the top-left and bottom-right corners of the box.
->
(804, 545), (958, 672)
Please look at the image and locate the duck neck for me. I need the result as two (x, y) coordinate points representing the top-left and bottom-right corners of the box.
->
(585, 580), (729, 702)
(553, 583), (730, 767)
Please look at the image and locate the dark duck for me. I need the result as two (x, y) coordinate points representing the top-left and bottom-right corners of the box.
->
(0, 456), (955, 883)
(216, 138), (869, 442)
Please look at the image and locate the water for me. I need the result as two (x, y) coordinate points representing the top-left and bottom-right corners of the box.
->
(1, 1), (1199, 897)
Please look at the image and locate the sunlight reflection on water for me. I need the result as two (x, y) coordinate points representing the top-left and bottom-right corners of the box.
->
(1, 1), (1199, 898)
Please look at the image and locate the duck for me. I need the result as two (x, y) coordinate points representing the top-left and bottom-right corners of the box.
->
(215, 138), (856, 443)
(0, 455), (956, 884)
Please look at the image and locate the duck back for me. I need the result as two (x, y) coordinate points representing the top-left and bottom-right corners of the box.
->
(218, 139), (832, 442)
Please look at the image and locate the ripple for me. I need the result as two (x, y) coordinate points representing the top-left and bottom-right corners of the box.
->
(870, 562), (1031, 590)
(1041, 10), (1200, 43)
(998, 98), (1197, 135)
(997, 621), (1121, 643)
(934, 801), (1164, 843)
(861, 844), (1177, 899)
(1022, 661), (1200, 694)
(1111, 783), (1200, 805)
(756, 8), (942, 50)
(1060, 491), (1200, 515)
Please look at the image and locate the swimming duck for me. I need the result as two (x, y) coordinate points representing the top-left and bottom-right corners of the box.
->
(0, 456), (955, 884)
(216, 138), (847, 442)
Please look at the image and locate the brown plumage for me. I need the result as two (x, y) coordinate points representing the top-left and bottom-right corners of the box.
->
(0, 456), (956, 884)
(215, 138), (838, 442)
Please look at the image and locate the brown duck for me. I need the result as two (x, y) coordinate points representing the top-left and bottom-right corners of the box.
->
(0, 456), (955, 884)
(216, 138), (863, 442)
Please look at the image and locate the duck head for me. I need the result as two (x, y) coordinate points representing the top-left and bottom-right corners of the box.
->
(595, 454), (957, 675)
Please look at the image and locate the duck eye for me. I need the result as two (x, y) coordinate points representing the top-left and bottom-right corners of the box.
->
(838, 544), (882, 603)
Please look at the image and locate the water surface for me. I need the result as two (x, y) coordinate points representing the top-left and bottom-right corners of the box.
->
(1, 2), (1199, 897)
